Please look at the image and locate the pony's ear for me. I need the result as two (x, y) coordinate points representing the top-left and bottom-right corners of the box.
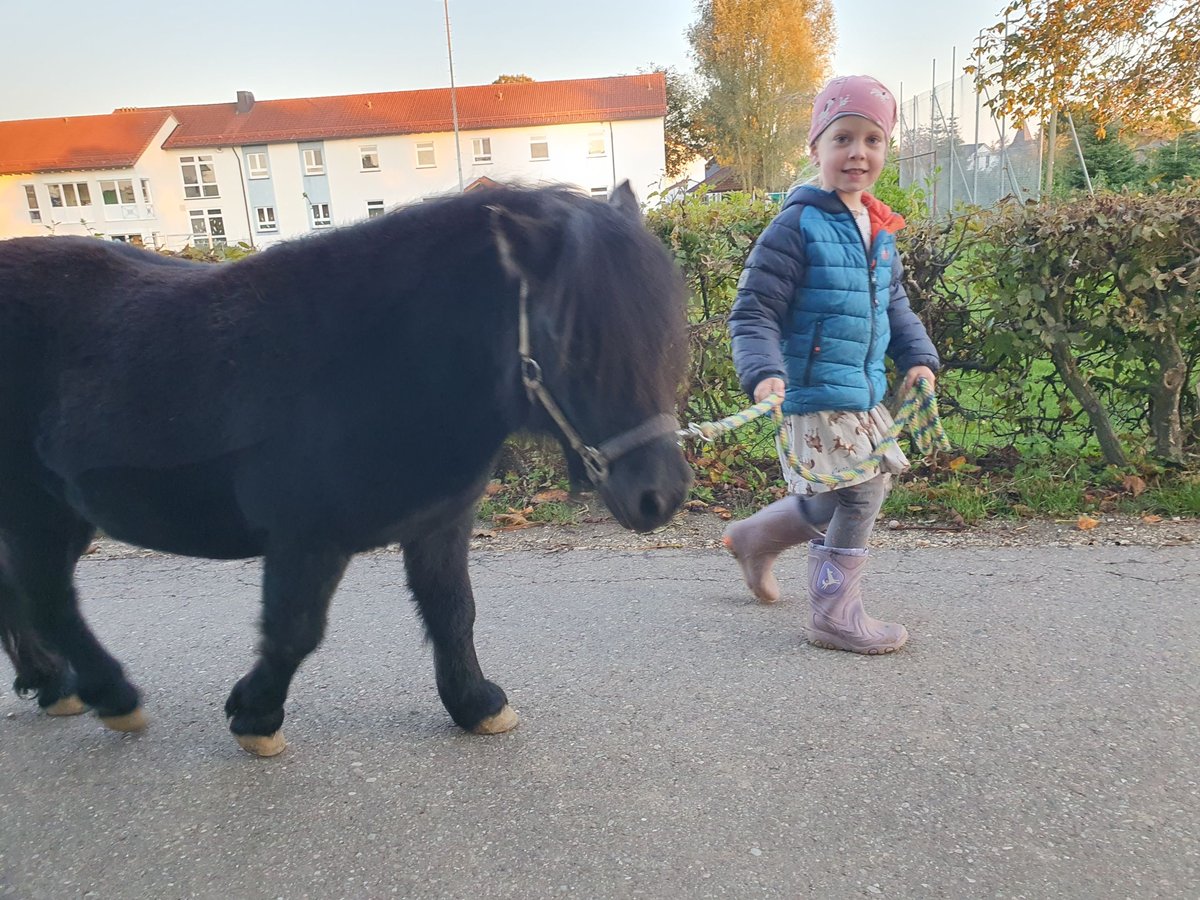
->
(609, 180), (641, 220)
(489, 204), (562, 282)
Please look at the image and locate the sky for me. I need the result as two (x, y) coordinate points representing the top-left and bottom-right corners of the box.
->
(0, 0), (1008, 122)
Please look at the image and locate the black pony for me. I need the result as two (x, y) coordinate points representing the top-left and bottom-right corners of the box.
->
(0, 182), (690, 756)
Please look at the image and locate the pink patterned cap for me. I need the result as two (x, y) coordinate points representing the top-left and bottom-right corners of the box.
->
(808, 75), (897, 145)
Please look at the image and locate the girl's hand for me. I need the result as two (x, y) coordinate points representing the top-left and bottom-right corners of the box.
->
(754, 377), (786, 404)
(902, 366), (937, 393)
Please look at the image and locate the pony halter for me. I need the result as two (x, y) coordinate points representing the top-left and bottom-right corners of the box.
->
(515, 277), (678, 486)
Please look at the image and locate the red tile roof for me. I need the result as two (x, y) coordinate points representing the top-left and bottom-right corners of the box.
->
(0, 75), (665, 174)
(159, 74), (666, 148)
(0, 109), (171, 175)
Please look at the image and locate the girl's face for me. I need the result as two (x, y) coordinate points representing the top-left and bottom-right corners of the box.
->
(810, 115), (888, 201)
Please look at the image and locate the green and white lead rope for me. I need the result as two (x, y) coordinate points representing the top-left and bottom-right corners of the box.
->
(681, 379), (951, 487)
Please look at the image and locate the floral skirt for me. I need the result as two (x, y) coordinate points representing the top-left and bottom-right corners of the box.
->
(778, 404), (910, 496)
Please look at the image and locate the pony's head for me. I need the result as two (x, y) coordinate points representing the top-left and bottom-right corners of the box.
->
(490, 183), (691, 532)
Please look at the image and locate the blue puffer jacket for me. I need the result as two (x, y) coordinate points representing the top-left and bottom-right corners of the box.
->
(729, 185), (939, 415)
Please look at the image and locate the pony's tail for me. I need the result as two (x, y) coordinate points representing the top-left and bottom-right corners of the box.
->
(0, 571), (68, 701)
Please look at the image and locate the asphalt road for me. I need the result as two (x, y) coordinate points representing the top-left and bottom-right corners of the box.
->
(1, 544), (1197, 900)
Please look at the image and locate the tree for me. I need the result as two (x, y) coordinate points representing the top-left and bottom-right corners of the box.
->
(688, 0), (835, 192)
(1058, 110), (1147, 191)
(492, 74), (534, 84)
(1148, 131), (1200, 188)
(972, 1), (1200, 191)
(645, 65), (714, 180)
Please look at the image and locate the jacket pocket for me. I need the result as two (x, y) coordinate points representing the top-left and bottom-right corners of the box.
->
(803, 320), (824, 386)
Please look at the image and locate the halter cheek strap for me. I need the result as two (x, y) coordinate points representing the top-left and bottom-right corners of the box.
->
(515, 275), (678, 485)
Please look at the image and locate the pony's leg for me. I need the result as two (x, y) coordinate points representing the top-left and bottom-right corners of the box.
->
(403, 513), (517, 734)
(4, 508), (143, 729)
(0, 567), (83, 716)
(224, 541), (350, 757)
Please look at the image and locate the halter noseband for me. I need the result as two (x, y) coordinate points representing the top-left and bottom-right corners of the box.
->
(515, 276), (678, 486)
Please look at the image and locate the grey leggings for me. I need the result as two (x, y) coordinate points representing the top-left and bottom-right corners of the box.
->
(795, 475), (890, 551)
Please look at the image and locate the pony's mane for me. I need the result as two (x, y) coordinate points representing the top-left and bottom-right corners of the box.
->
(315, 184), (687, 414)
(549, 193), (687, 413)
(225, 183), (686, 416)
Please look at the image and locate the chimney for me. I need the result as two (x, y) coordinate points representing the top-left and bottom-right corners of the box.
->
(235, 90), (255, 114)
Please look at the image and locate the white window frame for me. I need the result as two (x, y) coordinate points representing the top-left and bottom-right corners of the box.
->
(366, 200), (385, 218)
(188, 208), (226, 248)
(255, 206), (278, 232)
(140, 178), (154, 215)
(415, 142), (436, 168)
(246, 152), (269, 179)
(472, 137), (492, 164)
(590, 186), (609, 200)
(587, 131), (607, 158)
(100, 179), (135, 205)
(529, 137), (550, 161)
(303, 148), (325, 175)
(311, 202), (332, 228)
(360, 145), (380, 172)
(100, 179), (139, 220)
(46, 182), (92, 208)
(24, 184), (41, 223)
(180, 155), (219, 199)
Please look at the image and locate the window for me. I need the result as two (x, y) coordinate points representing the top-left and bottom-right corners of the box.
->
(311, 203), (331, 228)
(590, 186), (609, 200)
(180, 155), (219, 198)
(140, 178), (153, 214)
(366, 200), (385, 219)
(472, 137), (492, 164)
(246, 152), (269, 179)
(415, 142), (436, 168)
(303, 148), (325, 175)
(529, 137), (549, 161)
(46, 182), (92, 207)
(100, 179), (135, 206)
(255, 207), (277, 232)
(189, 208), (226, 248)
(24, 185), (41, 223)
(109, 234), (144, 246)
(587, 131), (607, 157)
(360, 146), (380, 171)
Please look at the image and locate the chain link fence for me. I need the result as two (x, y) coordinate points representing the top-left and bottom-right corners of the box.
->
(898, 66), (1043, 215)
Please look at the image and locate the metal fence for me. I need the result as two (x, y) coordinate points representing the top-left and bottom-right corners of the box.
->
(898, 64), (1043, 215)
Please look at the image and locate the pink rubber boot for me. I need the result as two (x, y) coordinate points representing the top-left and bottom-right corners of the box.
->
(806, 543), (908, 654)
(722, 497), (824, 604)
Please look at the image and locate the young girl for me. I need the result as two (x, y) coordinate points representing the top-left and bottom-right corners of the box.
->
(723, 75), (939, 655)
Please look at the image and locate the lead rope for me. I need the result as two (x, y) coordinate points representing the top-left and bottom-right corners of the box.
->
(680, 379), (951, 487)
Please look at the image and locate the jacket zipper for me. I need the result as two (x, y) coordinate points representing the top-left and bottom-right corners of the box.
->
(844, 197), (880, 408)
(865, 231), (879, 407)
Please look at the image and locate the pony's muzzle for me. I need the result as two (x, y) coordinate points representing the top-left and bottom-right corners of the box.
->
(601, 439), (692, 533)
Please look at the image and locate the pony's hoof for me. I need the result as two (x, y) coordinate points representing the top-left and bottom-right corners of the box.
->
(99, 707), (147, 732)
(473, 705), (519, 734)
(44, 695), (88, 717)
(236, 731), (287, 757)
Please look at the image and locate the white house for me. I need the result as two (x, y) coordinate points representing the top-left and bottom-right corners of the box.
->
(0, 74), (670, 250)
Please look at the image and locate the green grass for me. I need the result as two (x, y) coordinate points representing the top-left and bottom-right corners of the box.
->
(881, 465), (1200, 522)
(1138, 478), (1200, 517)
(528, 501), (585, 525)
(881, 477), (1007, 524)
(1007, 473), (1092, 518)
